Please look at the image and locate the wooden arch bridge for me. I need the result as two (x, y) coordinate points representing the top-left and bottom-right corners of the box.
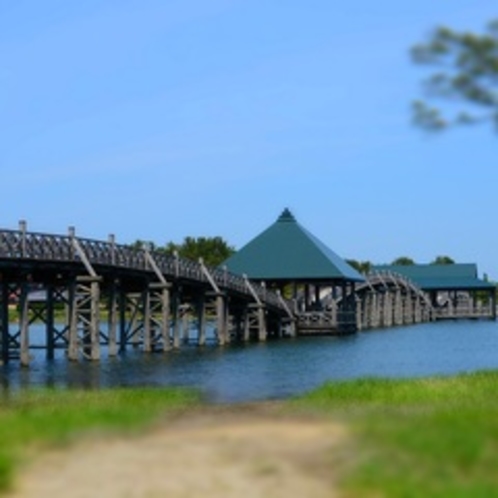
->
(0, 223), (295, 365)
(354, 271), (433, 330)
(1, 223), (474, 366)
(295, 271), (434, 334)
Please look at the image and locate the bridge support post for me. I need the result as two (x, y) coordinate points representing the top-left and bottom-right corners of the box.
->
(172, 290), (181, 349)
(414, 296), (421, 323)
(378, 293), (384, 328)
(401, 292), (408, 325)
(240, 304), (266, 341)
(405, 295), (414, 324)
(159, 285), (171, 351)
(127, 293), (142, 349)
(118, 291), (127, 353)
(46, 285), (55, 360)
(173, 304), (184, 349)
(364, 293), (370, 329)
(361, 293), (368, 330)
(364, 292), (373, 329)
(216, 294), (227, 346)
(90, 280), (100, 360)
(400, 294), (406, 324)
(143, 290), (152, 353)
(68, 281), (77, 360)
(332, 298), (339, 329)
(0, 284), (9, 365)
(394, 290), (402, 326)
(389, 292), (395, 327)
(364, 295), (370, 330)
(243, 307), (250, 341)
(241, 276), (269, 341)
(412, 295), (419, 323)
(373, 292), (380, 328)
(175, 304), (187, 347)
(68, 277), (101, 361)
(107, 282), (118, 356)
(257, 305), (267, 341)
(141, 248), (172, 351)
(384, 293), (389, 326)
(141, 284), (172, 352)
(197, 296), (206, 346)
(117, 291), (145, 351)
(181, 305), (190, 344)
(19, 283), (30, 366)
(274, 290), (296, 338)
(355, 295), (363, 331)
(224, 299), (232, 344)
(286, 316), (296, 338)
(232, 311), (242, 340)
(373, 292), (381, 328)
(89, 280), (101, 361)
(384, 292), (393, 327)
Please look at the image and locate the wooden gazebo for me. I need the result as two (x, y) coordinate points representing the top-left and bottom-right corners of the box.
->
(223, 209), (364, 334)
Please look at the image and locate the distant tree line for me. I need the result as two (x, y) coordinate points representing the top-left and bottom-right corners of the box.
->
(129, 235), (459, 275)
(346, 255), (456, 275)
(128, 236), (235, 267)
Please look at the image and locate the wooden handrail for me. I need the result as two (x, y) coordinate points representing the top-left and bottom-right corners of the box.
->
(0, 227), (292, 313)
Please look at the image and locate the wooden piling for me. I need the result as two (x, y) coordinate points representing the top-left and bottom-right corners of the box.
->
(257, 305), (267, 341)
(46, 285), (55, 360)
(197, 296), (206, 346)
(216, 294), (226, 345)
(107, 283), (118, 356)
(160, 286), (171, 351)
(172, 290), (181, 349)
(143, 290), (152, 353)
(19, 284), (30, 366)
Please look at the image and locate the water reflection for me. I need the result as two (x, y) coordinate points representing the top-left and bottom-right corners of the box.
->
(1, 321), (497, 402)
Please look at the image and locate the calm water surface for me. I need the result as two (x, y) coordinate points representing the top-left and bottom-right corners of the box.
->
(1, 321), (497, 403)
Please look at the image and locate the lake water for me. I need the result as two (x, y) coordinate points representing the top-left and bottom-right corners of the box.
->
(1, 320), (497, 403)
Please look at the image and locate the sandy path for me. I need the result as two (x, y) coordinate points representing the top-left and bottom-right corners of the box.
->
(9, 405), (345, 498)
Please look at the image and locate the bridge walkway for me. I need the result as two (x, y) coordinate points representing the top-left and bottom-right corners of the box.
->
(0, 223), (295, 365)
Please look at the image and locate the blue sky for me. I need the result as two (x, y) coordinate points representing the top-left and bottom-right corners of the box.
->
(1, 1), (497, 279)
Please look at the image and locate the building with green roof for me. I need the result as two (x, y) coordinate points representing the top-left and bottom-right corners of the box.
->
(223, 209), (364, 333)
(374, 263), (496, 320)
(224, 209), (363, 282)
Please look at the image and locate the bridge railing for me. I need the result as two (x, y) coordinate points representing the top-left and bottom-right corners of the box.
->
(77, 236), (124, 267)
(0, 229), (73, 260)
(0, 228), (289, 313)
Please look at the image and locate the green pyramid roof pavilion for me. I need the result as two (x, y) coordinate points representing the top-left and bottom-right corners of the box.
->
(223, 209), (364, 282)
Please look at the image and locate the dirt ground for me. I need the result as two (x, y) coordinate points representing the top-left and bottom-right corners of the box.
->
(9, 404), (346, 498)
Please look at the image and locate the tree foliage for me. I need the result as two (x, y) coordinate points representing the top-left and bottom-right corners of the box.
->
(411, 19), (498, 130)
(128, 239), (158, 252)
(127, 236), (235, 267)
(430, 255), (455, 265)
(346, 259), (372, 274)
(164, 236), (235, 267)
(391, 256), (415, 266)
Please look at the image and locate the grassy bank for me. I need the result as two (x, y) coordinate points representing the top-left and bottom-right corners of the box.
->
(297, 370), (498, 497)
(3, 373), (498, 497)
(0, 388), (198, 492)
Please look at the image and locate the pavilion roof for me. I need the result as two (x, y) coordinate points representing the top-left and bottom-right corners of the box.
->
(223, 209), (364, 282)
(373, 264), (495, 290)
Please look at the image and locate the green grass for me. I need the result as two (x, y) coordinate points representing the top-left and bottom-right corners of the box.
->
(0, 388), (198, 492)
(296, 371), (498, 498)
(4, 373), (498, 497)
